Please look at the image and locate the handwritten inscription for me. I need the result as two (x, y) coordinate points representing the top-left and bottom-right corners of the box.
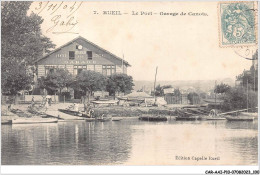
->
(34, 1), (82, 34)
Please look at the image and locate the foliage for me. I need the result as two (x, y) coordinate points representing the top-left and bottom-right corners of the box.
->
(187, 92), (200, 105)
(199, 92), (207, 99)
(1, 64), (32, 95)
(76, 70), (107, 98)
(106, 73), (134, 96)
(155, 84), (173, 96)
(222, 87), (257, 111)
(38, 69), (73, 95)
(173, 88), (181, 97)
(1, 2), (55, 98)
(1, 1), (55, 67)
(236, 65), (258, 91)
(214, 83), (231, 94)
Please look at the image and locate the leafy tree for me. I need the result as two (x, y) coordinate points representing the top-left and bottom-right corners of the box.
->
(214, 83), (231, 100)
(106, 74), (134, 97)
(222, 87), (257, 111)
(173, 88), (181, 97)
(38, 69), (73, 96)
(1, 2), (55, 102)
(1, 64), (32, 96)
(187, 92), (200, 105)
(76, 71), (107, 102)
(1, 1), (55, 67)
(155, 84), (173, 96)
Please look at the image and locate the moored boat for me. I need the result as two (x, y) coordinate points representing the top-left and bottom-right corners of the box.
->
(12, 118), (58, 124)
(225, 115), (254, 121)
(139, 115), (167, 121)
(205, 117), (226, 120)
(175, 116), (198, 121)
(1, 119), (12, 125)
(96, 117), (112, 122)
(85, 118), (96, 122)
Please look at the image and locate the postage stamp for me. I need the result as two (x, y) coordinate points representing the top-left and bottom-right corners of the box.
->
(219, 1), (258, 47)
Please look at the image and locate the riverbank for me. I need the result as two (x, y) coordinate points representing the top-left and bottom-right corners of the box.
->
(1, 103), (187, 120)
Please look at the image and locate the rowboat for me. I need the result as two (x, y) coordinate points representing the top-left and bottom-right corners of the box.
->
(139, 115), (167, 121)
(58, 109), (83, 116)
(1, 120), (12, 125)
(12, 118), (58, 124)
(176, 108), (199, 121)
(85, 118), (96, 122)
(205, 117), (226, 120)
(96, 117), (112, 122)
(225, 116), (254, 121)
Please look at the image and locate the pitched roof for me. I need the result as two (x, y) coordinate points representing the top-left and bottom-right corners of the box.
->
(33, 36), (131, 66)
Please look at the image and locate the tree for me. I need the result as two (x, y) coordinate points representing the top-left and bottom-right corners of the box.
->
(222, 87), (257, 111)
(173, 88), (181, 97)
(187, 92), (200, 105)
(1, 2), (55, 101)
(38, 69), (73, 96)
(1, 64), (32, 96)
(154, 84), (173, 96)
(214, 83), (231, 99)
(1, 2), (55, 67)
(76, 71), (107, 102)
(106, 74), (134, 97)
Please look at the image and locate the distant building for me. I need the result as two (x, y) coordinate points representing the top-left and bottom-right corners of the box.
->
(34, 36), (130, 78)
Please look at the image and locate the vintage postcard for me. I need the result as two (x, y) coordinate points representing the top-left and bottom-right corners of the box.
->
(1, 1), (259, 173)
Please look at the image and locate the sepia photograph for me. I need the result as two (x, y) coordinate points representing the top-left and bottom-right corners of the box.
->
(1, 1), (259, 173)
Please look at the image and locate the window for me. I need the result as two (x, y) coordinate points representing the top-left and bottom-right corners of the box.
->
(69, 51), (75, 59)
(87, 51), (92, 60)
(74, 66), (86, 75)
(102, 65), (107, 76)
(102, 65), (116, 76)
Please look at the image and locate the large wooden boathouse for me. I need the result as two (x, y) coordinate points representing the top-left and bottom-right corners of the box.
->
(34, 36), (130, 78)
(33, 36), (131, 99)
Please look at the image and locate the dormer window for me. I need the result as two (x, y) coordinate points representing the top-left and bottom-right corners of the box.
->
(69, 51), (75, 59)
(87, 51), (92, 60)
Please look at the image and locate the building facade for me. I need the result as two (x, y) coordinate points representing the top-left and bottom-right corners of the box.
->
(34, 36), (130, 78)
(33, 36), (131, 99)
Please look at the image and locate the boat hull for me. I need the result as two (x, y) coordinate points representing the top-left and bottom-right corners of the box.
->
(96, 118), (112, 122)
(225, 116), (254, 121)
(175, 117), (197, 121)
(139, 116), (167, 121)
(205, 117), (226, 120)
(85, 118), (96, 122)
(12, 118), (58, 124)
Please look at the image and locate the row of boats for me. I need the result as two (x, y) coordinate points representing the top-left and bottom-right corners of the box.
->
(2, 104), (258, 124)
(139, 107), (258, 122)
(2, 106), (123, 124)
(175, 107), (257, 121)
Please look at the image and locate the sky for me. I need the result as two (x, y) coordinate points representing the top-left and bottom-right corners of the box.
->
(29, 1), (256, 81)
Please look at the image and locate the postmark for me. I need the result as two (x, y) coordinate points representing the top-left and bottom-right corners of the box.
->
(219, 1), (258, 47)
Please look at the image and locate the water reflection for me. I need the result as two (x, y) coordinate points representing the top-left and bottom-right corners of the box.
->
(1, 119), (258, 165)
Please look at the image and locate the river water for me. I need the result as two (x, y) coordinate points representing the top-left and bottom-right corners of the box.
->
(1, 118), (258, 165)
